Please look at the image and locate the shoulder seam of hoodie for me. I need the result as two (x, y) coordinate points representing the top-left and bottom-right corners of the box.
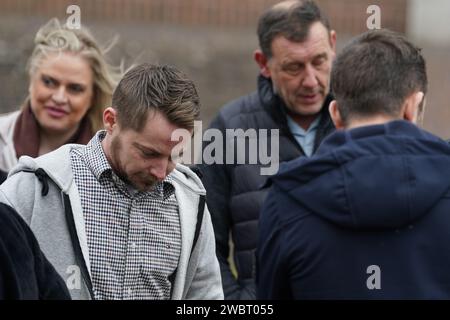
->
(172, 164), (206, 195)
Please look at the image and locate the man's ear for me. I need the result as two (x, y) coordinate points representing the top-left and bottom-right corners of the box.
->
(103, 107), (118, 134)
(329, 30), (337, 56)
(403, 91), (425, 124)
(254, 49), (271, 78)
(329, 100), (345, 129)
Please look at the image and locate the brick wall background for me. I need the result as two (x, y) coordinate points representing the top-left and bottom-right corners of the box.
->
(1, 0), (449, 138)
(0, 0), (407, 32)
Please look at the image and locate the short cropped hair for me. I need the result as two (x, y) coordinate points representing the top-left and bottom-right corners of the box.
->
(331, 29), (427, 124)
(257, 0), (331, 58)
(112, 63), (200, 131)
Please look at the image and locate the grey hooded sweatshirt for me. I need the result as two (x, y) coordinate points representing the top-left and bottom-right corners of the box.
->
(0, 144), (223, 300)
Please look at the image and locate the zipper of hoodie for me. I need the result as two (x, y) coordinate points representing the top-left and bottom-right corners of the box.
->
(62, 192), (96, 300)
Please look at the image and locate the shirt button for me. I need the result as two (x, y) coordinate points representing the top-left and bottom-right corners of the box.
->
(131, 242), (136, 250)
(127, 288), (132, 296)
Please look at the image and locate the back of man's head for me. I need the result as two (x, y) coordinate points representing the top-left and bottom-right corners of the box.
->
(331, 29), (427, 126)
(257, 0), (331, 58)
(112, 63), (200, 131)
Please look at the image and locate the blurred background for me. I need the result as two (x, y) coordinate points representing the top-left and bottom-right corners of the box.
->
(0, 0), (449, 138)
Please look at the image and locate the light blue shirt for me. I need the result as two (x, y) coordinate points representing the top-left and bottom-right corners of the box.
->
(286, 114), (322, 157)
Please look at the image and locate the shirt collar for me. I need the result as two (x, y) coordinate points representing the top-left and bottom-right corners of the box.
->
(286, 113), (322, 137)
(84, 130), (113, 180)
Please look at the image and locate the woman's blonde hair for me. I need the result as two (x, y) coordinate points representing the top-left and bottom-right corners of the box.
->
(26, 18), (123, 132)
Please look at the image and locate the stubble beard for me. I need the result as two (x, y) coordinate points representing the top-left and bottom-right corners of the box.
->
(110, 135), (158, 192)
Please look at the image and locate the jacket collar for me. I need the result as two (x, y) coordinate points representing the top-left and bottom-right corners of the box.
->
(257, 74), (334, 128)
(9, 142), (206, 196)
(257, 74), (334, 154)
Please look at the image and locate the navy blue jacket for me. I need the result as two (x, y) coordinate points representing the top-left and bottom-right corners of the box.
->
(200, 75), (334, 299)
(257, 120), (450, 299)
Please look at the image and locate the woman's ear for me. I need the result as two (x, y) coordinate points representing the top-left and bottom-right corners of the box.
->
(329, 100), (345, 129)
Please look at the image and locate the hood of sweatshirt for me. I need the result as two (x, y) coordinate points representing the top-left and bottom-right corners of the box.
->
(271, 120), (450, 230)
(9, 143), (206, 195)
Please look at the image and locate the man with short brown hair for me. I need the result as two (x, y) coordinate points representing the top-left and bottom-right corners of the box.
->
(0, 64), (223, 300)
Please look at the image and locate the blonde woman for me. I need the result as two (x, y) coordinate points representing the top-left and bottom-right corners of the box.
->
(0, 18), (121, 174)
